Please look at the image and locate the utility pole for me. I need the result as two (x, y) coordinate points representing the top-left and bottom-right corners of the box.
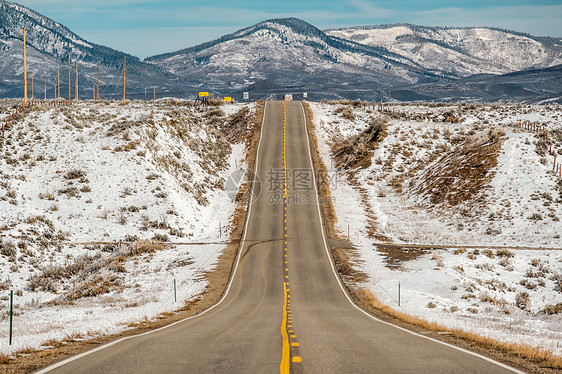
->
(123, 56), (126, 105)
(68, 54), (71, 105)
(75, 62), (78, 101)
(96, 59), (99, 102)
(23, 27), (27, 106)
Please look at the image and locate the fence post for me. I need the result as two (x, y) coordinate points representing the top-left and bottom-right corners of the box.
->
(398, 282), (401, 307)
(9, 290), (13, 345)
(174, 279), (177, 303)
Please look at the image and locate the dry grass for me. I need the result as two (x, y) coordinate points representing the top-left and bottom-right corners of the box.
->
(42, 338), (64, 349)
(409, 128), (505, 210)
(219, 107), (252, 143)
(0, 353), (11, 364)
(358, 289), (562, 369)
(332, 117), (388, 170)
(331, 248), (367, 283)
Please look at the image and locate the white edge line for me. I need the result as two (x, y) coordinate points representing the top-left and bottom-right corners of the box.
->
(298, 101), (525, 374)
(35, 103), (270, 374)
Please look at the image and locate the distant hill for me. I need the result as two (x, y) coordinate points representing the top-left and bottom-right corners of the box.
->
(146, 18), (445, 99)
(383, 63), (562, 104)
(326, 24), (562, 78)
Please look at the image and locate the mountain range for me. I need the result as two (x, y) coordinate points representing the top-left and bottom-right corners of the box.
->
(1, 1), (561, 103)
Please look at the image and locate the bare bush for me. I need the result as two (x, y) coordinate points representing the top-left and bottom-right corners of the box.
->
(65, 169), (86, 180)
(515, 291), (531, 310)
(542, 303), (562, 315)
(0, 240), (16, 258)
(496, 249), (514, 258)
(118, 212), (128, 225)
(28, 254), (104, 293)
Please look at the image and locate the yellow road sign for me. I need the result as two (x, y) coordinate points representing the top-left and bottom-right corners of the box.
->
(224, 97), (232, 102)
(199, 92), (209, 97)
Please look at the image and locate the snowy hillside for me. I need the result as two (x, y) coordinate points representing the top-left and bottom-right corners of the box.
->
(0, 100), (255, 355)
(327, 24), (562, 78)
(310, 101), (562, 356)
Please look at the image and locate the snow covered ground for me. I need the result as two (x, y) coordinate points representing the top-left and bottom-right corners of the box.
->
(0, 100), (254, 355)
(310, 101), (562, 356)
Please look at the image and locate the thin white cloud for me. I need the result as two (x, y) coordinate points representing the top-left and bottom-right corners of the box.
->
(346, 0), (394, 18)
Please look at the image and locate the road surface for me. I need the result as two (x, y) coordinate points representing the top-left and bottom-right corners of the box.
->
(38, 101), (520, 373)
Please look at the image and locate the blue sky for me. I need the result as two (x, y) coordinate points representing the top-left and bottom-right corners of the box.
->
(14, 0), (562, 58)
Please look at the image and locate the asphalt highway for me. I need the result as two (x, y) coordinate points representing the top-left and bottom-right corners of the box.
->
(38, 101), (520, 374)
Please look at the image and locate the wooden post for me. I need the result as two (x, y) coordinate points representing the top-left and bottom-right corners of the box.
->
(57, 69), (60, 101)
(44, 71), (46, 100)
(68, 54), (71, 105)
(123, 56), (126, 105)
(9, 290), (13, 345)
(96, 59), (100, 102)
(23, 27), (28, 106)
(54, 78), (56, 103)
(75, 62), (78, 101)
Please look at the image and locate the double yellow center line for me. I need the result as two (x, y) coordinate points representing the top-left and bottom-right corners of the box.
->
(280, 101), (302, 374)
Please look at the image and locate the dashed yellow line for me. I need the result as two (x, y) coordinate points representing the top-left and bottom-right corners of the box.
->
(279, 101), (301, 374)
(280, 281), (290, 374)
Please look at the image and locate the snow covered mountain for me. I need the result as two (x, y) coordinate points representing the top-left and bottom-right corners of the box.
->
(0, 1), (166, 99)
(145, 18), (443, 98)
(147, 19), (562, 101)
(326, 24), (562, 78)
